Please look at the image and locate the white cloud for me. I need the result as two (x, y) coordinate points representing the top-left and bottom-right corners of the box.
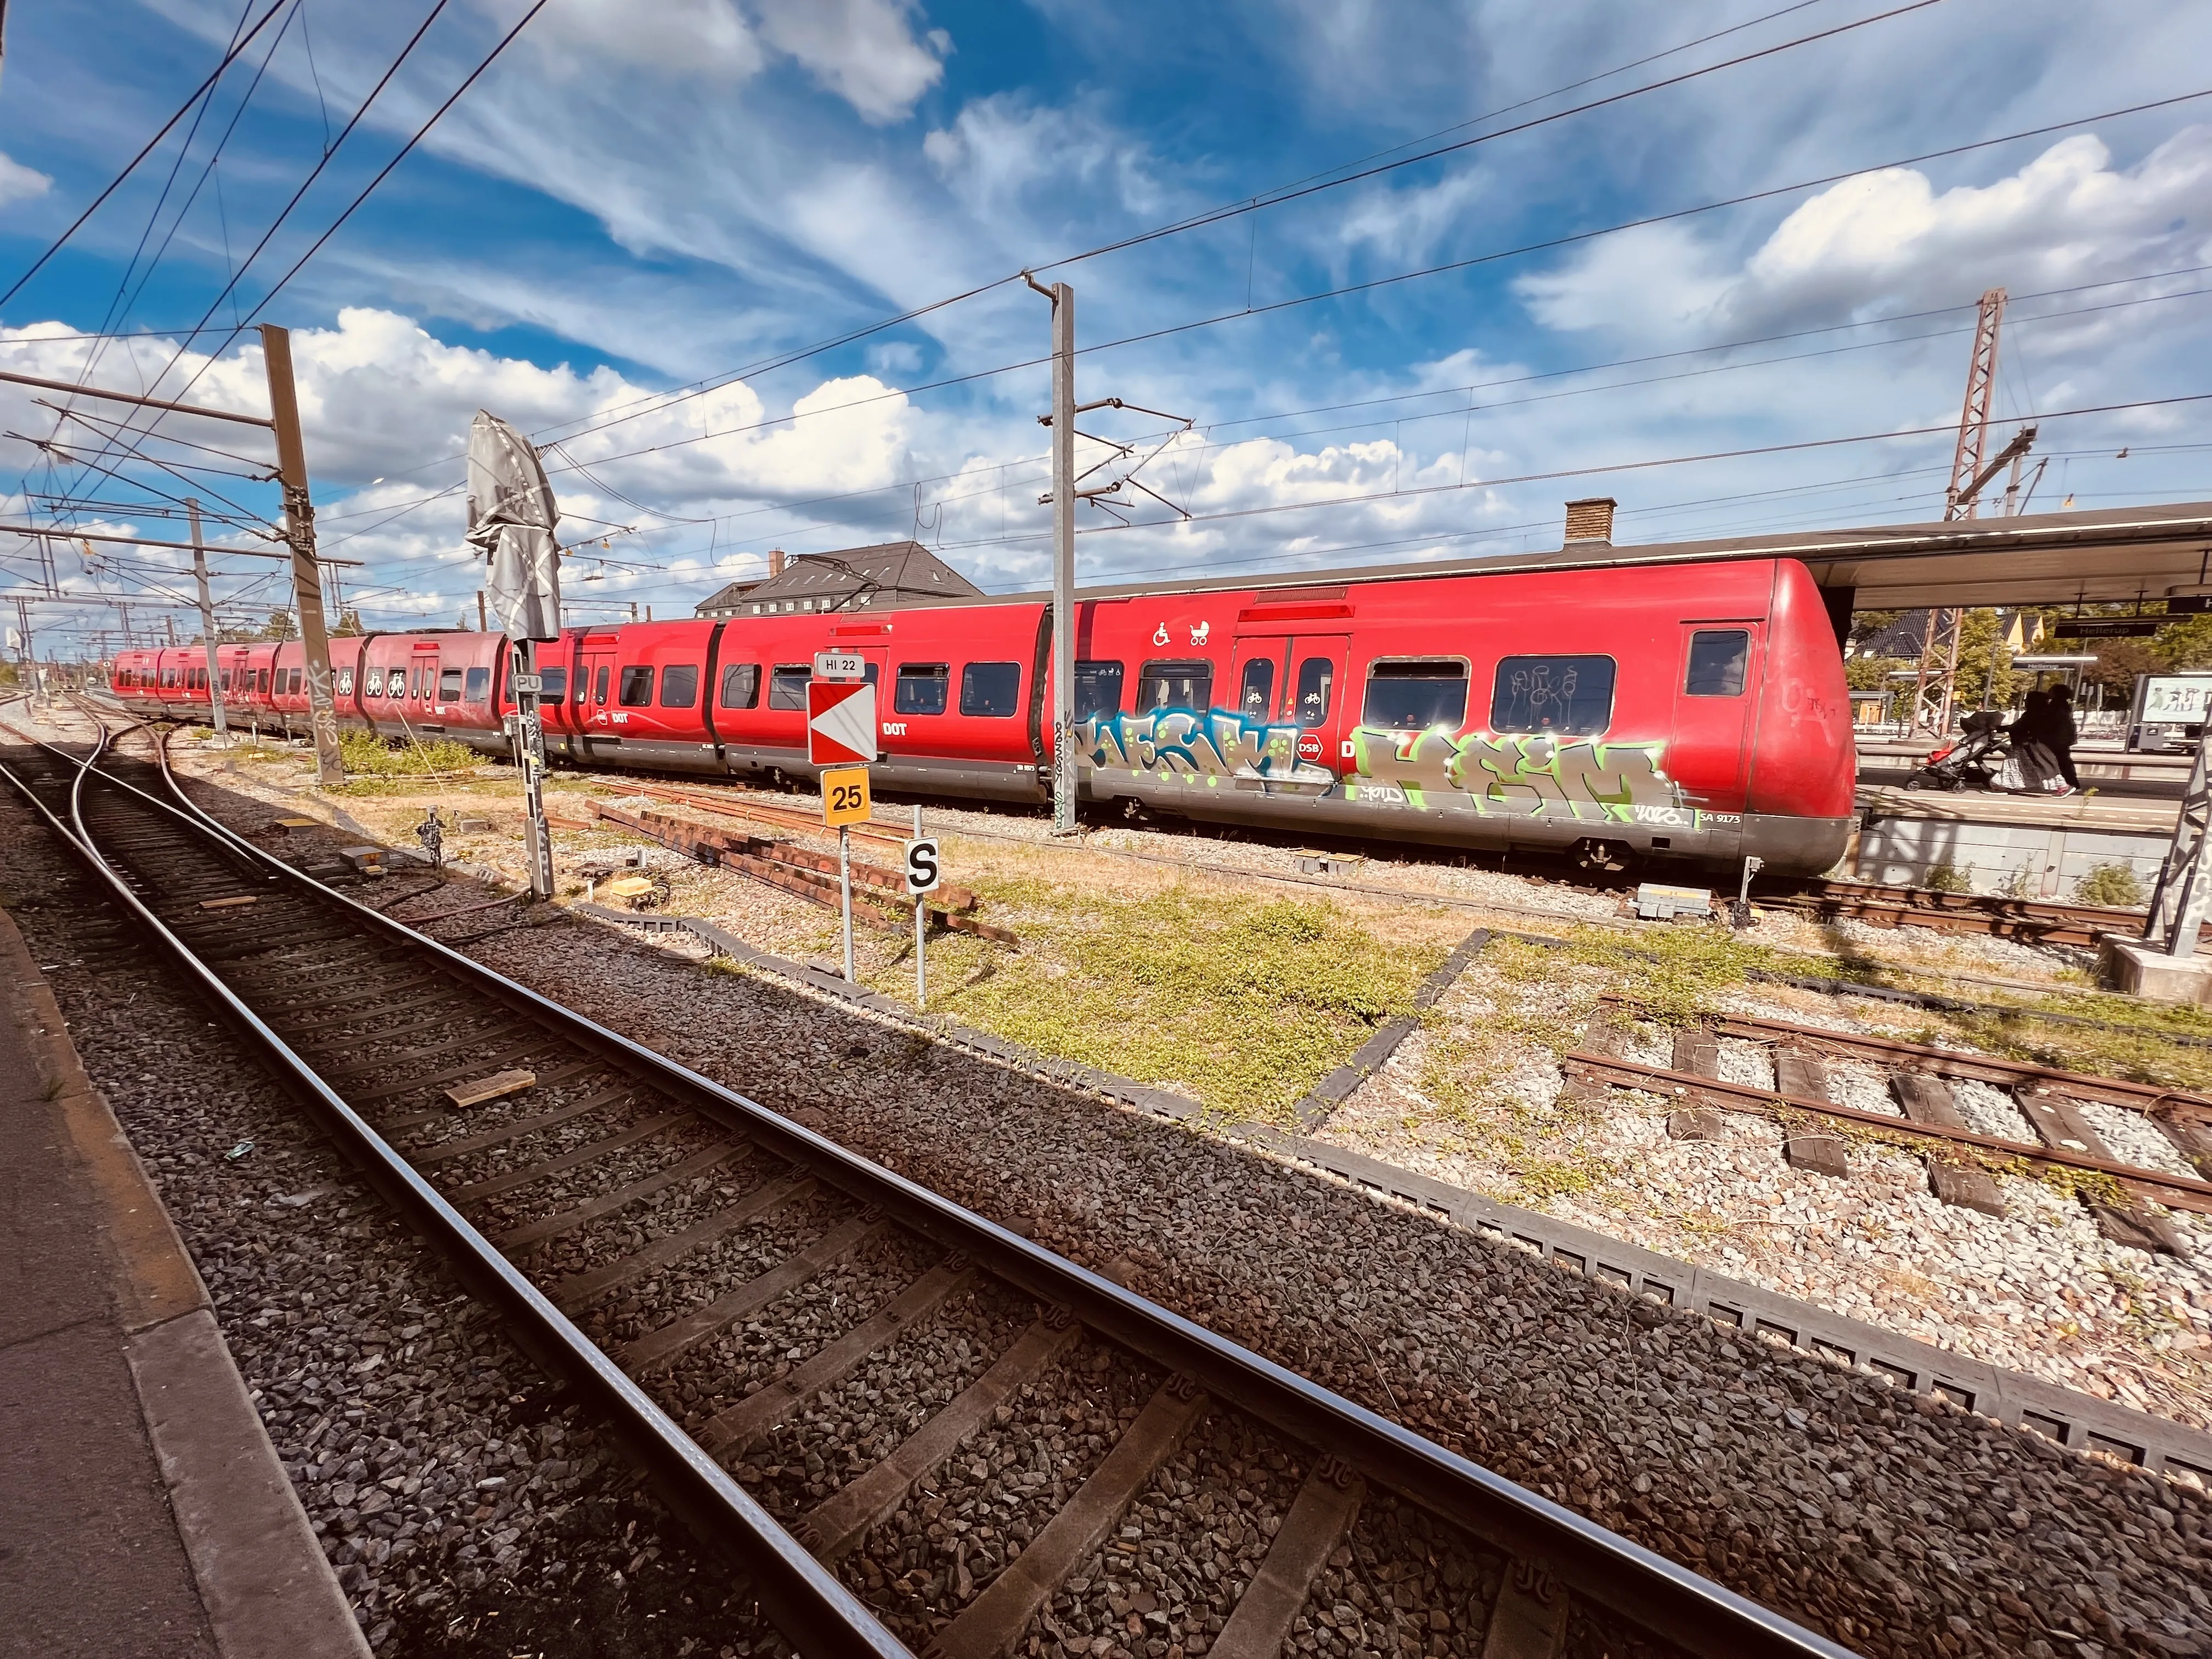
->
(0, 151), (52, 208)
(749, 0), (945, 123)
(524, 0), (765, 81)
(1516, 127), (2212, 340)
(1333, 169), (1487, 267)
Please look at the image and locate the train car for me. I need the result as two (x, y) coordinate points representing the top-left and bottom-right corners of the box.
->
(112, 555), (1855, 875)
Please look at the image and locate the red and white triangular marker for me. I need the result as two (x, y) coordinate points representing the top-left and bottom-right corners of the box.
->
(807, 679), (877, 765)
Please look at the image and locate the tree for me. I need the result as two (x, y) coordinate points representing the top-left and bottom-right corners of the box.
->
(2153, 614), (2212, 672)
(1844, 654), (1904, 692)
(258, 608), (296, 641)
(333, 608), (364, 636)
(1847, 610), (1905, 651)
(1953, 607), (2020, 712)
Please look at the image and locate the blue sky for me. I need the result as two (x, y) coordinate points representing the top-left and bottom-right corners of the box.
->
(0, 0), (2208, 648)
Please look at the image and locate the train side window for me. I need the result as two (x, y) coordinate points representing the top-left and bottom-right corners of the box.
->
(768, 665), (811, 710)
(463, 667), (490, 702)
(594, 665), (611, 706)
(1294, 657), (1334, 726)
(719, 664), (760, 709)
(439, 668), (463, 701)
(1489, 654), (1615, 735)
(1074, 660), (1124, 720)
(1362, 659), (1467, 731)
(960, 662), (1022, 717)
(619, 665), (654, 706)
(660, 664), (699, 708)
(895, 663), (949, 715)
(1239, 657), (1276, 718)
(1684, 629), (1750, 697)
(537, 667), (567, 699)
(1135, 659), (1214, 712)
(289, 668), (304, 696)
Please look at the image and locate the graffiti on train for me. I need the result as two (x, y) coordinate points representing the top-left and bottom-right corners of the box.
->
(1350, 727), (1683, 820)
(1074, 706), (1685, 821)
(1076, 708), (1335, 787)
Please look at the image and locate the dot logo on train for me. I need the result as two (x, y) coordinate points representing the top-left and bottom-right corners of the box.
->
(109, 554), (1855, 875)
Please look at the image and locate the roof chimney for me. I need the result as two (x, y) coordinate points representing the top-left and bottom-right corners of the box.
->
(768, 548), (786, 577)
(1564, 497), (1616, 545)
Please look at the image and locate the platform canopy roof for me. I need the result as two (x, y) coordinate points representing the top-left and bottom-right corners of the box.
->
(1001, 499), (2212, 612)
(1484, 500), (2212, 611)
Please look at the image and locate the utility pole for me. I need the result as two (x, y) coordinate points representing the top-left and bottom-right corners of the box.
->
(477, 590), (487, 631)
(187, 499), (228, 742)
(260, 324), (344, 785)
(165, 613), (177, 646)
(1024, 272), (1080, 835)
(1909, 288), (2006, 739)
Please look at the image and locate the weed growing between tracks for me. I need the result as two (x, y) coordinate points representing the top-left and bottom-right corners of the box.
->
(861, 879), (1449, 1120)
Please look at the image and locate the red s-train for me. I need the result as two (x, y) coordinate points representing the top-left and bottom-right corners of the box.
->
(109, 555), (1856, 875)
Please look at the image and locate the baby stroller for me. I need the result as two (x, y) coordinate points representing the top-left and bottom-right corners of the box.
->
(1903, 709), (2010, 791)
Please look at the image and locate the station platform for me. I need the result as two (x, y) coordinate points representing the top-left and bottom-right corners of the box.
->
(1850, 780), (2177, 898)
(0, 910), (367, 1659)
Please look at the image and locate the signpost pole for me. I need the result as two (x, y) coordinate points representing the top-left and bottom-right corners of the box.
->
(913, 803), (926, 1012)
(187, 499), (228, 744)
(512, 640), (555, 901)
(839, 825), (856, 984)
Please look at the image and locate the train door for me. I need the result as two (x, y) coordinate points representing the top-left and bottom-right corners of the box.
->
(1228, 633), (1349, 778)
(578, 634), (622, 761)
(1670, 622), (1763, 806)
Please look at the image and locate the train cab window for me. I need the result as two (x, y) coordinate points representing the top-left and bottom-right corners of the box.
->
(895, 663), (949, 715)
(960, 662), (1023, 718)
(1684, 629), (1750, 697)
(1074, 660), (1124, 720)
(1362, 659), (1468, 731)
(619, 665), (655, 706)
(768, 665), (810, 710)
(1489, 654), (1615, 736)
(593, 665), (611, 706)
(1135, 659), (1214, 712)
(464, 667), (490, 703)
(659, 665), (699, 708)
(1239, 657), (1276, 718)
(1293, 657), (1334, 726)
(439, 668), (463, 702)
(718, 663), (759, 709)
(537, 667), (567, 700)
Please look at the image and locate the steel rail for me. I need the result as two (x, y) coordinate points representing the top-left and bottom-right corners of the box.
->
(1565, 1051), (2212, 1213)
(111, 741), (1862, 1656)
(0, 730), (915, 1659)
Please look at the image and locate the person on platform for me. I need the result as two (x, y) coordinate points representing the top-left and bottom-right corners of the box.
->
(2035, 682), (2081, 794)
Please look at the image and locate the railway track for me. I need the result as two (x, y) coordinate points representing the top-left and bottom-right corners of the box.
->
(1561, 1002), (2212, 1258)
(1758, 878), (2148, 951)
(0, 713), (1858, 1659)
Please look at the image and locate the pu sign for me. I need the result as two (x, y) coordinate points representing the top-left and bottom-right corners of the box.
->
(807, 679), (878, 766)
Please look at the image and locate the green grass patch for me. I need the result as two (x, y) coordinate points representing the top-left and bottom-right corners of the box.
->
(866, 881), (1447, 1119)
(331, 730), (482, 787)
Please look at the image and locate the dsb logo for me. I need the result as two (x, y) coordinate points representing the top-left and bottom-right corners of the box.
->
(1296, 732), (1325, 762)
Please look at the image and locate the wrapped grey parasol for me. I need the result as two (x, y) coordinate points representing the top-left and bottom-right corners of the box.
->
(465, 410), (562, 640)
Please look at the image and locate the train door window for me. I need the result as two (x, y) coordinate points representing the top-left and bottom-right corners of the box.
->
(1074, 660), (1124, 720)
(537, 667), (567, 700)
(718, 663), (759, 709)
(574, 668), (591, 706)
(1684, 629), (1750, 697)
(895, 663), (949, 715)
(337, 668), (354, 697)
(439, 668), (462, 701)
(1238, 657), (1276, 718)
(593, 665), (611, 706)
(1293, 656), (1334, 726)
(659, 664), (699, 708)
(256, 669), (269, 694)
(463, 667), (490, 703)
(1489, 654), (1615, 735)
(1362, 659), (1467, 731)
(768, 665), (810, 710)
(960, 662), (1022, 717)
(1135, 659), (1214, 712)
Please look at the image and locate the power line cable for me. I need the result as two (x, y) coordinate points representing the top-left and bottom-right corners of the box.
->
(0, 0), (294, 308)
